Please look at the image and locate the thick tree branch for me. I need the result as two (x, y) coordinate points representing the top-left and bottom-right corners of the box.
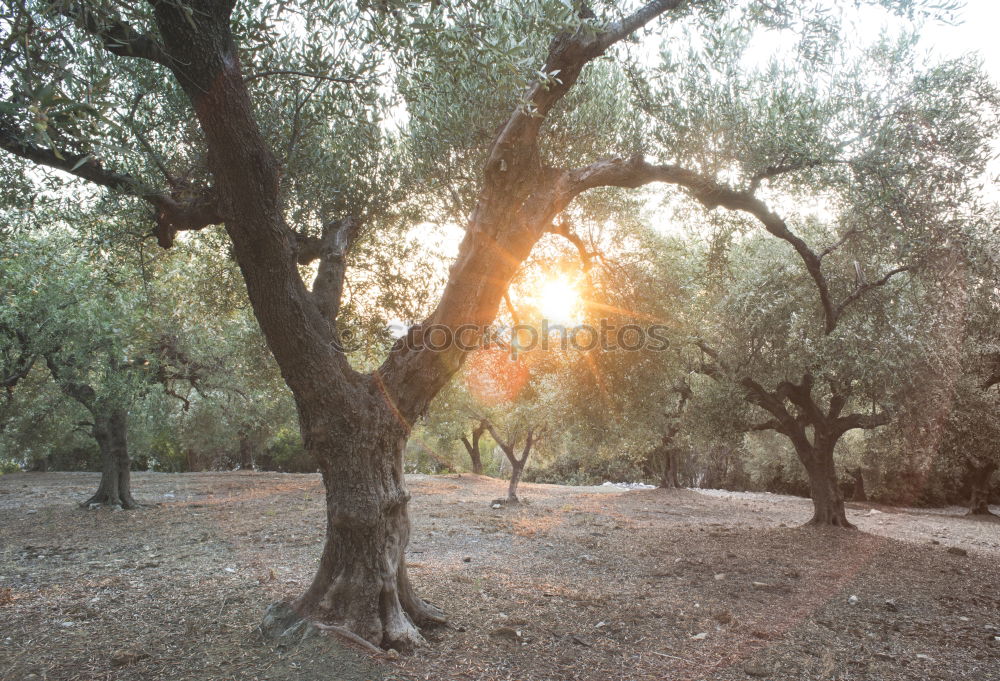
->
(484, 0), (683, 179)
(833, 409), (892, 435)
(482, 419), (514, 459)
(568, 155), (913, 336)
(547, 217), (593, 271)
(298, 217), (362, 328)
(834, 265), (911, 319)
(0, 119), (222, 246)
(52, 1), (172, 67)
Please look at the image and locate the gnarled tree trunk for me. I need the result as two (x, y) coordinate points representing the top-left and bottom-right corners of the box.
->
(294, 396), (444, 648)
(507, 459), (526, 503)
(83, 408), (137, 509)
(798, 436), (853, 528)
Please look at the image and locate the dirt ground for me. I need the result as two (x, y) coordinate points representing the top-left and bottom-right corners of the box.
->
(1, 471), (998, 681)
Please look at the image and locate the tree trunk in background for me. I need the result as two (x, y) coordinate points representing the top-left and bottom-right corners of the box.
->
(849, 468), (867, 502)
(660, 448), (680, 488)
(237, 431), (256, 470)
(461, 420), (486, 475)
(294, 395), (444, 648)
(967, 463), (997, 516)
(799, 436), (853, 528)
(508, 460), (525, 503)
(83, 408), (137, 509)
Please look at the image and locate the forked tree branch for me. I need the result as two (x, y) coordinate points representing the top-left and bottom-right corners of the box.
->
(0, 119), (222, 246)
(567, 155), (912, 335)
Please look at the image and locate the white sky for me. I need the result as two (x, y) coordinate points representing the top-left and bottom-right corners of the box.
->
(918, 0), (1000, 76)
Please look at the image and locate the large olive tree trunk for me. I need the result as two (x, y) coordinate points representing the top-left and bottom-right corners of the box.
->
(83, 407), (137, 509)
(799, 439), (852, 528)
(295, 397), (444, 645)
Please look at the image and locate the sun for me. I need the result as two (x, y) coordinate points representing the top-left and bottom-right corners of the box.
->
(535, 276), (582, 326)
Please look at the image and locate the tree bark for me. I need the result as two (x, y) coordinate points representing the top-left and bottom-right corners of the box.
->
(800, 438), (854, 528)
(660, 448), (681, 488)
(294, 396), (444, 649)
(460, 420), (486, 475)
(508, 460), (525, 503)
(967, 463), (997, 516)
(83, 408), (137, 509)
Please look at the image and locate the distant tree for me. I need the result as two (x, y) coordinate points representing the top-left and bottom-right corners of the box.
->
(649, 380), (692, 489)
(460, 419), (488, 476)
(482, 419), (545, 504)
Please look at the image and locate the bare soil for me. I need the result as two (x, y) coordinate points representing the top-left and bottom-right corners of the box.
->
(1, 471), (998, 681)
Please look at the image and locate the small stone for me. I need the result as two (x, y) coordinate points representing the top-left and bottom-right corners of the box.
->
(25, 509), (36, 514)
(947, 547), (968, 556)
(690, 632), (708, 641)
(714, 610), (734, 625)
(884, 600), (897, 612)
(111, 649), (149, 667)
(383, 648), (400, 660)
(848, 595), (859, 605)
(463, 556), (472, 563)
(88, 503), (100, 510)
(60, 621), (74, 628)
(489, 626), (521, 642)
(491, 503), (502, 510)
(714, 573), (726, 580)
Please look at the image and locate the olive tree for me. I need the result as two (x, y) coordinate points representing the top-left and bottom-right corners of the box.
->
(0, 0), (970, 648)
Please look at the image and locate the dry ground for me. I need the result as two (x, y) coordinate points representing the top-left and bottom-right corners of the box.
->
(0, 471), (998, 681)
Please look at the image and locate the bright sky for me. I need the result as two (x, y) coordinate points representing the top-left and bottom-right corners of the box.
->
(918, 0), (1000, 76)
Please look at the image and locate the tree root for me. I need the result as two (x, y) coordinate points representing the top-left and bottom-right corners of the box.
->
(312, 622), (392, 657)
(805, 515), (857, 529)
